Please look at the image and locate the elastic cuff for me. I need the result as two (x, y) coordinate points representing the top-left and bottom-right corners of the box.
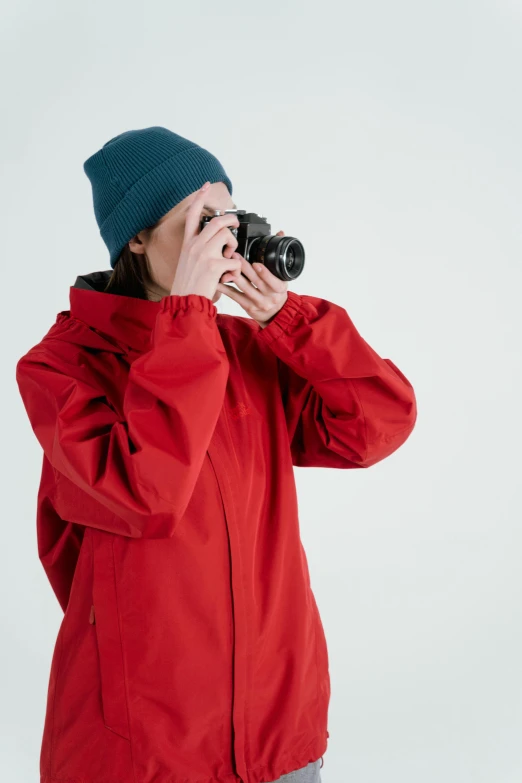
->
(160, 293), (217, 318)
(255, 289), (304, 345)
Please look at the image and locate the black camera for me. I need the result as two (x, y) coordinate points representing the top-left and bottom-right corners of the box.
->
(200, 209), (305, 281)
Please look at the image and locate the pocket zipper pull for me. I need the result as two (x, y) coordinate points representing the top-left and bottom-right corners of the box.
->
(89, 605), (96, 624)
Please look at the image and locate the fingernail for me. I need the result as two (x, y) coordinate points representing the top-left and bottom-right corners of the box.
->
(201, 181), (210, 191)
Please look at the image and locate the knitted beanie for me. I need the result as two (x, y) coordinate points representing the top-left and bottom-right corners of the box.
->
(83, 126), (234, 268)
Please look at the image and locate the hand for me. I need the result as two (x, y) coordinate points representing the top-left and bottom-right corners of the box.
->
(217, 231), (289, 328)
(170, 181), (242, 300)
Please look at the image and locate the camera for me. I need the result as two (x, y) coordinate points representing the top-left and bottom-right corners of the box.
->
(200, 209), (305, 281)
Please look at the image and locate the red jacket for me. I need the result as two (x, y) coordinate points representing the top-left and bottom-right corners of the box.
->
(16, 271), (417, 783)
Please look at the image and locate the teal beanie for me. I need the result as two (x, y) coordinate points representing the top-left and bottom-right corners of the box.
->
(83, 126), (234, 268)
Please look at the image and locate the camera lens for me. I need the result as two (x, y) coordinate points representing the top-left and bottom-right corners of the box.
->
(249, 235), (305, 280)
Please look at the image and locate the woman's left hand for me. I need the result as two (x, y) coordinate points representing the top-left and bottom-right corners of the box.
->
(217, 231), (288, 328)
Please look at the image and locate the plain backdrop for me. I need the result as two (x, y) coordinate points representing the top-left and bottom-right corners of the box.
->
(2, 1), (522, 781)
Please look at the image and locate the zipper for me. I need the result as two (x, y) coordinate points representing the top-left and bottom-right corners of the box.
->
(206, 449), (239, 779)
(207, 425), (249, 783)
(221, 401), (242, 476)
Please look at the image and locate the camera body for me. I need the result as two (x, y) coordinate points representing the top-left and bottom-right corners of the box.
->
(200, 209), (305, 281)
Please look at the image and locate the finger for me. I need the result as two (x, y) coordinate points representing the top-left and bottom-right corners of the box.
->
(220, 264), (258, 292)
(221, 229), (241, 259)
(195, 220), (239, 266)
(220, 271), (241, 284)
(185, 186), (239, 249)
(230, 253), (267, 291)
(215, 282), (254, 310)
(226, 266), (266, 306)
(198, 215), (239, 251)
(237, 254), (287, 294)
(183, 181), (212, 242)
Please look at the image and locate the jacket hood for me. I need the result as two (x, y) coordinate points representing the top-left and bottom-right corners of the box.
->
(60, 269), (225, 355)
(73, 269), (113, 293)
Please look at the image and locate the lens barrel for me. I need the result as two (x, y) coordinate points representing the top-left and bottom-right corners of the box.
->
(251, 235), (305, 280)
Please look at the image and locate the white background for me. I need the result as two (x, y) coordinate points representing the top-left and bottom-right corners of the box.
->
(2, 1), (522, 781)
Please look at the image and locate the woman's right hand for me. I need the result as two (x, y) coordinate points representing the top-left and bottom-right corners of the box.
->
(170, 182), (242, 300)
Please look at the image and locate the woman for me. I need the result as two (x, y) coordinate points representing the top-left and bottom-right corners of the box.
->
(16, 126), (417, 783)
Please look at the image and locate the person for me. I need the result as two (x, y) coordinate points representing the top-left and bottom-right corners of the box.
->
(15, 126), (417, 783)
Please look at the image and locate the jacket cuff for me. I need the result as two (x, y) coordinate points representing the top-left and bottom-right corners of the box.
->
(160, 294), (217, 318)
(255, 289), (306, 345)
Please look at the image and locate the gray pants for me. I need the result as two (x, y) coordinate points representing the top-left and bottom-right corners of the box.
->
(266, 758), (323, 783)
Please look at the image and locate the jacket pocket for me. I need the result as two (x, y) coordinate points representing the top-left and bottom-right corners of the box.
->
(311, 590), (331, 707)
(91, 530), (131, 740)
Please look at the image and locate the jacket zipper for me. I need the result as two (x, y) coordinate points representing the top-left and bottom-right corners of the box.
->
(206, 449), (238, 780)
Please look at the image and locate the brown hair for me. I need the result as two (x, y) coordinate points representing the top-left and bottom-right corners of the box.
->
(103, 223), (159, 300)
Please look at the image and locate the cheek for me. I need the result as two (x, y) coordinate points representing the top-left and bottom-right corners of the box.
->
(158, 229), (182, 256)
(150, 229), (183, 272)
(152, 217), (183, 248)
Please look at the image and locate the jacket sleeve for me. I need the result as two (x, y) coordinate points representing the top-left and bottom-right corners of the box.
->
(255, 289), (417, 469)
(15, 294), (229, 539)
